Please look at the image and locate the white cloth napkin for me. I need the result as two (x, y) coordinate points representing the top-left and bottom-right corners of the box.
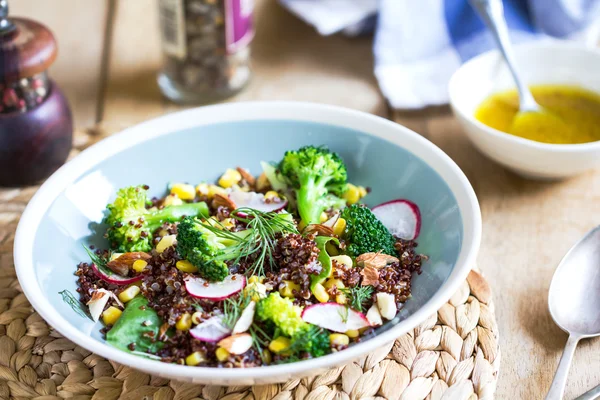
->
(279, 0), (600, 109)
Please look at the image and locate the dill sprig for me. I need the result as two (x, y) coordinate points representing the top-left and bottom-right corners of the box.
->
(197, 208), (298, 276)
(59, 289), (92, 320)
(222, 293), (252, 329)
(83, 245), (109, 268)
(340, 285), (374, 313)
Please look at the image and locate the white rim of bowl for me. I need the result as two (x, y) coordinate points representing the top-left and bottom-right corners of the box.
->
(448, 41), (600, 152)
(14, 101), (482, 381)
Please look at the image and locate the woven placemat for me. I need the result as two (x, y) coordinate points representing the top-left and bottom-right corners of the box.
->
(0, 129), (500, 400)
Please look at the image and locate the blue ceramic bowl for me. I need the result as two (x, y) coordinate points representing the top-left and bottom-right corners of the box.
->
(14, 102), (481, 385)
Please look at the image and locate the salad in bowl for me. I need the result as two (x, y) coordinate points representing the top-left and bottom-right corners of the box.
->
(68, 145), (425, 368)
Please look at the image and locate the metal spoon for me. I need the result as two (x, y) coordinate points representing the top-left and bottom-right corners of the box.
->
(546, 225), (600, 400)
(469, 0), (569, 137)
(469, 0), (541, 113)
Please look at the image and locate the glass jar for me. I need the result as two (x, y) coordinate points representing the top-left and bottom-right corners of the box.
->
(157, 0), (254, 104)
(0, 0), (73, 186)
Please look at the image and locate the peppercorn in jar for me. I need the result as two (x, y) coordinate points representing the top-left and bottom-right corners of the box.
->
(157, 0), (253, 104)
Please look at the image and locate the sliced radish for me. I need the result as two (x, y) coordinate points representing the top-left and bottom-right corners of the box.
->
(232, 301), (256, 334)
(91, 263), (142, 285)
(372, 199), (421, 240)
(189, 315), (232, 342)
(301, 303), (370, 333)
(366, 304), (383, 326)
(185, 274), (246, 301)
(218, 333), (253, 355)
(229, 189), (287, 214)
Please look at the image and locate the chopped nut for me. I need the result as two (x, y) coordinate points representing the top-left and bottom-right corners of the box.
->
(236, 167), (255, 186)
(356, 252), (399, 269)
(303, 224), (335, 237)
(255, 172), (271, 192)
(106, 252), (151, 276)
(360, 265), (380, 286)
(212, 193), (237, 210)
(217, 333), (253, 355)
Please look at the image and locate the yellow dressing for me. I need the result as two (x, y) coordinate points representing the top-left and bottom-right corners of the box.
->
(474, 85), (600, 144)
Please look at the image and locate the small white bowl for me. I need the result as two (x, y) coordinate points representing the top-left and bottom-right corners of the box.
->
(449, 41), (600, 180)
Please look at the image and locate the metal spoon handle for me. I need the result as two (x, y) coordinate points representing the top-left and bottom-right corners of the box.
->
(468, 0), (539, 112)
(575, 384), (600, 400)
(546, 334), (581, 400)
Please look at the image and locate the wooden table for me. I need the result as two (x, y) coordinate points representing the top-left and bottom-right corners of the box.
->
(9, 1), (600, 399)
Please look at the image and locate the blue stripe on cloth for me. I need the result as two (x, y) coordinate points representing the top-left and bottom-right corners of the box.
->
(444, 0), (538, 61)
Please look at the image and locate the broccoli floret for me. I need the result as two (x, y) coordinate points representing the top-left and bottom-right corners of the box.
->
(176, 216), (249, 282)
(278, 146), (348, 226)
(256, 293), (330, 357)
(341, 204), (396, 257)
(104, 186), (209, 253)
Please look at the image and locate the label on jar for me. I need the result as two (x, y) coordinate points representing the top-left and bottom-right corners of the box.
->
(158, 0), (187, 59)
(225, 0), (254, 54)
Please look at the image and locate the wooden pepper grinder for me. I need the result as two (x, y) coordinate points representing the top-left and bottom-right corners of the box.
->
(0, 0), (73, 186)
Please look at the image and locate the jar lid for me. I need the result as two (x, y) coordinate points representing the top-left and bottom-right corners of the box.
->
(0, 0), (57, 83)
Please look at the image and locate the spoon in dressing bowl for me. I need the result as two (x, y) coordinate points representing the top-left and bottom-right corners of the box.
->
(469, 0), (569, 137)
(546, 225), (600, 400)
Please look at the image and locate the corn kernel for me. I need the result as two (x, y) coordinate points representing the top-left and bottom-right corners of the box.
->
(118, 285), (140, 303)
(324, 278), (345, 290)
(248, 276), (259, 284)
(336, 293), (347, 305)
(279, 280), (300, 298)
(207, 184), (227, 198)
(176, 313), (192, 331)
(163, 194), (184, 206)
(220, 218), (235, 230)
(132, 259), (148, 273)
(331, 255), (353, 268)
(215, 347), (230, 362)
(312, 283), (330, 303)
(102, 306), (122, 326)
(176, 260), (198, 273)
(264, 191), (279, 200)
(343, 183), (361, 205)
(326, 242), (339, 256)
(218, 169), (242, 188)
(185, 351), (206, 366)
(358, 186), (368, 198)
(170, 183), (196, 200)
(346, 329), (360, 338)
(196, 183), (209, 196)
(319, 212), (328, 223)
(156, 234), (177, 253)
(268, 337), (291, 353)
(110, 253), (123, 261)
(261, 349), (272, 364)
(332, 217), (347, 236)
(245, 282), (267, 302)
(191, 311), (203, 325)
(329, 333), (350, 346)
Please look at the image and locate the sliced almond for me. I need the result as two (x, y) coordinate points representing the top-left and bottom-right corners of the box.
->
(360, 265), (380, 286)
(212, 193), (237, 210)
(218, 333), (253, 355)
(303, 224), (335, 237)
(356, 252), (399, 269)
(322, 212), (340, 229)
(236, 167), (256, 186)
(255, 172), (271, 192)
(106, 252), (151, 276)
(87, 289), (111, 322)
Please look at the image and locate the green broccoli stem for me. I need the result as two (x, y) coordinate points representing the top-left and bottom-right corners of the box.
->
(145, 202), (209, 230)
(297, 177), (322, 225)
